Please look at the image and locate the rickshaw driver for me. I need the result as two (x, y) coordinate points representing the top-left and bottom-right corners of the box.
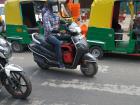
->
(133, 14), (140, 29)
(42, 0), (65, 68)
(133, 14), (140, 49)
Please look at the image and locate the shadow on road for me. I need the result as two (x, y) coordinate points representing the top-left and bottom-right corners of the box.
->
(102, 53), (140, 62)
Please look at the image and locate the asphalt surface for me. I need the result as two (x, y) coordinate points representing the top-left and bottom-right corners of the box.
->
(0, 52), (140, 105)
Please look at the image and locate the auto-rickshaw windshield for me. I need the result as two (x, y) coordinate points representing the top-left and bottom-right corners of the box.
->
(20, 1), (46, 27)
(33, 1), (72, 21)
(127, 1), (140, 30)
(33, 1), (45, 21)
(111, 1), (140, 33)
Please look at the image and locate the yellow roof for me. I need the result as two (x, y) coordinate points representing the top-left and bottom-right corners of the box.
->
(5, 0), (46, 25)
(89, 0), (114, 28)
(5, 0), (22, 25)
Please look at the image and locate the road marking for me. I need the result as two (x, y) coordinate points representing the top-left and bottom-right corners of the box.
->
(41, 79), (140, 96)
(26, 98), (46, 105)
(98, 65), (110, 73)
(48, 103), (74, 105)
(10, 100), (20, 105)
(28, 100), (45, 105)
(48, 103), (88, 105)
(0, 97), (10, 105)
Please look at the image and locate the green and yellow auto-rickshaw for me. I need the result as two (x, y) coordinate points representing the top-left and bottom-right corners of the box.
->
(4, 0), (47, 52)
(87, 0), (140, 58)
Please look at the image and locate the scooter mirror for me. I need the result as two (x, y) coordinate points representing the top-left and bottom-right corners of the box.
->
(52, 5), (59, 13)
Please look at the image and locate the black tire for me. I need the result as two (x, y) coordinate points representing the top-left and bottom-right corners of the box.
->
(90, 46), (104, 59)
(80, 63), (98, 77)
(3, 72), (32, 99)
(11, 41), (24, 53)
(37, 62), (49, 70)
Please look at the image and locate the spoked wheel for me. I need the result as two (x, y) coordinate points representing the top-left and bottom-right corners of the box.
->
(4, 72), (32, 99)
(80, 63), (98, 77)
(90, 46), (104, 59)
(11, 41), (24, 53)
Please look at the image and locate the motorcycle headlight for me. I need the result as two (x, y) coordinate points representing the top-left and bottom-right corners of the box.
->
(4, 44), (12, 59)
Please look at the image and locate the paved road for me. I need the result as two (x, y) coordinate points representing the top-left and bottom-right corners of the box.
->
(0, 52), (140, 105)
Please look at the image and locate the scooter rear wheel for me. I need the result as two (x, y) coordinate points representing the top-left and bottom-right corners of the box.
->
(80, 63), (98, 77)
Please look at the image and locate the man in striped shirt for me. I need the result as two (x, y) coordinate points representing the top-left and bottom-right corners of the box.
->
(42, 1), (65, 68)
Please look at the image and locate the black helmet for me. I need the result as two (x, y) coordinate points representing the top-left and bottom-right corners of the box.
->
(45, 0), (59, 12)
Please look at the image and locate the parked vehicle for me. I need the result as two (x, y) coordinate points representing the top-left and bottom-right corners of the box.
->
(87, 0), (140, 59)
(29, 22), (98, 77)
(0, 36), (32, 99)
(4, 0), (46, 52)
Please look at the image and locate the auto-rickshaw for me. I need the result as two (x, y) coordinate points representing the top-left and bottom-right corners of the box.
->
(4, 0), (47, 52)
(87, 0), (140, 59)
(4, 0), (80, 52)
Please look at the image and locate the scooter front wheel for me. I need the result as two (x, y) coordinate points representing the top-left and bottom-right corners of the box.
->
(80, 63), (98, 77)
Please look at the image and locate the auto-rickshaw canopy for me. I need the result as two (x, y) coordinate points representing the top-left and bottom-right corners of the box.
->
(88, 0), (138, 29)
(4, 0), (46, 25)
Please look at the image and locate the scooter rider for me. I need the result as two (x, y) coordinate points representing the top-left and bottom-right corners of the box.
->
(42, 0), (65, 68)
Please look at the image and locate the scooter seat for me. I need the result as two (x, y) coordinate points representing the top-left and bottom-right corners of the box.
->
(33, 35), (54, 51)
(41, 41), (54, 51)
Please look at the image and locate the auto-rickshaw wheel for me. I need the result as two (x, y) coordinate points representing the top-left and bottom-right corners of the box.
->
(90, 46), (103, 59)
(11, 41), (24, 53)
